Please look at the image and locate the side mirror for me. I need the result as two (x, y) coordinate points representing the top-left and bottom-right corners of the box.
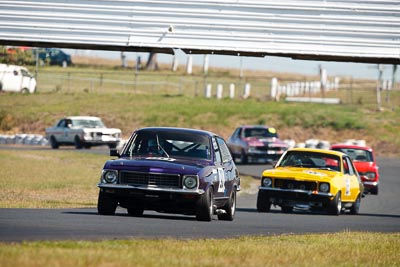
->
(110, 149), (120, 157)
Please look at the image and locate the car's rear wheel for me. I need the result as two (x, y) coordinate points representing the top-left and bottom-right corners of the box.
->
(49, 136), (59, 149)
(218, 189), (236, 221)
(328, 192), (342, 216)
(97, 191), (117, 215)
(196, 186), (213, 221)
(256, 191), (271, 212)
(349, 194), (361, 215)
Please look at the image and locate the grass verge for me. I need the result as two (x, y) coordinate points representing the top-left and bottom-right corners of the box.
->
(0, 148), (258, 208)
(0, 232), (399, 267)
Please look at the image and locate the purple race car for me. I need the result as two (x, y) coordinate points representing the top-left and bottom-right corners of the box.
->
(97, 127), (241, 221)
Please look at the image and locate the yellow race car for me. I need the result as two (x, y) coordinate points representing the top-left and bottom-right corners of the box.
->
(257, 148), (364, 215)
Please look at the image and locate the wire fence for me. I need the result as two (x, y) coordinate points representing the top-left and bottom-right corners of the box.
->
(35, 70), (399, 110)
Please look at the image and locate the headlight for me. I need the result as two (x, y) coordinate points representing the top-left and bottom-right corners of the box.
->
(103, 170), (118, 184)
(364, 172), (376, 179)
(262, 177), (272, 187)
(319, 183), (330, 193)
(183, 175), (198, 189)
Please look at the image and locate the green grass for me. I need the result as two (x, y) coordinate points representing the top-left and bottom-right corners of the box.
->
(0, 149), (109, 208)
(0, 232), (399, 267)
(0, 148), (259, 208)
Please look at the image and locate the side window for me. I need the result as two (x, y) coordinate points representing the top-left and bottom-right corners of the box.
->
(237, 128), (242, 138)
(57, 119), (66, 128)
(216, 137), (232, 162)
(345, 157), (355, 176)
(212, 137), (222, 164)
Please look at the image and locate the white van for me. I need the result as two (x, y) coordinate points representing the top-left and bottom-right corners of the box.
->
(0, 64), (37, 93)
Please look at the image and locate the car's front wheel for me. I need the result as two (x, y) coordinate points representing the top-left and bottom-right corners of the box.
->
(218, 189), (236, 221)
(127, 207), (144, 217)
(97, 191), (117, 215)
(49, 136), (59, 149)
(196, 186), (213, 221)
(256, 191), (271, 212)
(328, 192), (342, 216)
(74, 136), (83, 149)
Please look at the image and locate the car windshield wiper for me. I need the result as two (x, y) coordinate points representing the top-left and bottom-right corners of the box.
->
(156, 134), (170, 158)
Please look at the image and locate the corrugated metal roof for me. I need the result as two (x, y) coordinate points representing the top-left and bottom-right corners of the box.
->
(0, 0), (399, 63)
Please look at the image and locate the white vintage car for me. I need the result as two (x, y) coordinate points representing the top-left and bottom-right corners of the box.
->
(45, 116), (121, 149)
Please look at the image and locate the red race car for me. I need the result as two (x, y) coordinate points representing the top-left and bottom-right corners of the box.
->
(330, 144), (379, 195)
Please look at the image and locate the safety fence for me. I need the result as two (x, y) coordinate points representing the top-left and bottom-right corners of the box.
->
(34, 69), (399, 110)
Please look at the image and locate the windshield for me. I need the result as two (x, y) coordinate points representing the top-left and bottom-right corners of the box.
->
(332, 148), (373, 162)
(123, 130), (211, 160)
(243, 128), (278, 138)
(72, 119), (105, 128)
(279, 151), (341, 171)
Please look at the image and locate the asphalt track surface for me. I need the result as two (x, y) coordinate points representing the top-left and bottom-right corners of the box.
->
(0, 147), (399, 242)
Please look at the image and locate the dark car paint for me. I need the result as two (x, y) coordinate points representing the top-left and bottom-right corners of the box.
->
(98, 127), (240, 220)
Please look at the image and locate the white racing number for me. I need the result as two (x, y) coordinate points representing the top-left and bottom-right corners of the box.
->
(345, 177), (351, 196)
(217, 167), (226, 193)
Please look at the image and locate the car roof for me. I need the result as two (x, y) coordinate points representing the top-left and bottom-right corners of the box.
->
(135, 127), (218, 137)
(330, 143), (373, 151)
(66, 116), (101, 120)
(288, 147), (346, 157)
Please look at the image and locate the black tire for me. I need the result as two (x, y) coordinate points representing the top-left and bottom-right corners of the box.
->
(256, 191), (271, 212)
(196, 186), (214, 221)
(328, 192), (342, 216)
(127, 207), (144, 217)
(218, 190), (236, 221)
(349, 194), (361, 215)
(21, 88), (29, 94)
(108, 143), (117, 149)
(371, 186), (379, 195)
(97, 191), (117, 215)
(74, 136), (83, 149)
(49, 136), (59, 149)
(281, 206), (293, 213)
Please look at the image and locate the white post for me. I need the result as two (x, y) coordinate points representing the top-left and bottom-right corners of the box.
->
(217, 84), (223, 99)
(271, 78), (278, 100)
(205, 84), (212, 98)
(229, 83), (235, 99)
(243, 83), (251, 99)
(186, 55), (193, 74)
(172, 56), (179, 72)
(203, 55), (209, 75)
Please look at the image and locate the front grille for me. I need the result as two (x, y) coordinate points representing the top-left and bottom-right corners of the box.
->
(274, 179), (317, 191)
(120, 171), (181, 188)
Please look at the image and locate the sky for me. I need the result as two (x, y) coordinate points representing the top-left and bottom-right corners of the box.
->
(67, 48), (399, 82)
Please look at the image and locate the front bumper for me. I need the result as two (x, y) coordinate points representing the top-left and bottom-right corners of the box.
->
(98, 183), (205, 195)
(246, 151), (283, 163)
(259, 186), (334, 206)
(98, 183), (205, 214)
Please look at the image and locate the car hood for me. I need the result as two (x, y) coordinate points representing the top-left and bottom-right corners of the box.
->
(262, 167), (337, 181)
(353, 161), (377, 172)
(105, 156), (210, 175)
